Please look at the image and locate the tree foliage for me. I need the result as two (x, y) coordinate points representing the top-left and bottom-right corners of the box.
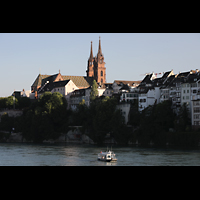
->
(174, 103), (191, 132)
(1, 90), (200, 146)
(90, 80), (98, 101)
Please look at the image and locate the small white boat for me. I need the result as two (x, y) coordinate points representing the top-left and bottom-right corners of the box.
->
(97, 150), (117, 162)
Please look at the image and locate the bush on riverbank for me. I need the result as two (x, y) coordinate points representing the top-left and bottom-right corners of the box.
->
(1, 92), (200, 146)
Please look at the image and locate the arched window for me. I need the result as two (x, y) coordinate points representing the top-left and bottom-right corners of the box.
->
(101, 71), (103, 76)
(101, 78), (103, 83)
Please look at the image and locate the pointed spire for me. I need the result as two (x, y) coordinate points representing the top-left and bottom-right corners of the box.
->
(89, 41), (93, 60)
(98, 36), (102, 55)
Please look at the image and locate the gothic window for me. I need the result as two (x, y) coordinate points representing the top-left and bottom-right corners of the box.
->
(101, 71), (103, 76)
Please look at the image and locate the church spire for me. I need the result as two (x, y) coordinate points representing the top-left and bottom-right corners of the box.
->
(98, 36), (102, 56)
(89, 41), (93, 60)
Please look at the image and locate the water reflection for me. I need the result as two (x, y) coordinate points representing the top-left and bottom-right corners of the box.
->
(0, 143), (200, 166)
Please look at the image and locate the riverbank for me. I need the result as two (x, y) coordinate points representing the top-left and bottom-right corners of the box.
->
(1, 130), (200, 150)
(0, 130), (95, 144)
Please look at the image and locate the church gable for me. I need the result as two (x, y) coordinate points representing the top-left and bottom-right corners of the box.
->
(54, 73), (64, 82)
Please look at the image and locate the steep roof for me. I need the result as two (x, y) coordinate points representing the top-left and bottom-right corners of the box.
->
(38, 80), (70, 94)
(41, 73), (60, 86)
(62, 76), (91, 88)
(119, 84), (130, 91)
(140, 74), (153, 85)
(114, 80), (141, 86)
(31, 74), (51, 88)
(32, 73), (94, 91)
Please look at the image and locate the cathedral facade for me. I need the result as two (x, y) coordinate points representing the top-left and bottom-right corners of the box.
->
(86, 37), (106, 84)
(31, 37), (106, 99)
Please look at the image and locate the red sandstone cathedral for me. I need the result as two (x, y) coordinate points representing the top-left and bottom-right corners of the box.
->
(86, 36), (106, 84)
(31, 37), (106, 97)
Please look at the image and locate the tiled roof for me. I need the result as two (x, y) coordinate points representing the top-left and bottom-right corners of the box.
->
(41, 74), (60, 86)
(31, 74), (51, 88)
(38, 80), (70, 94)
(32, 73), (94, 90)
(62, 76), (91, 88)
(114, 80), (141, 86)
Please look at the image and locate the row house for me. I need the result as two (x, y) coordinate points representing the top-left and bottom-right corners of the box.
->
(160, 70), (200, 115)
(134, 69), (200, 129)
(191, 92), (200, 129)
(113, 80), (141, 94)
(137, 71), (175, 112)
(70, 83), (113, 109)
(37, 79), (79, 109)
(187, 72), (200, 129)
(70, 80), (141, 110)
(70, 89), (86, 110)
(119, 70), (200, 115)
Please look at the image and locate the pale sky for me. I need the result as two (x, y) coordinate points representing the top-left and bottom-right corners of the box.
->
(0, 33), (200, 97)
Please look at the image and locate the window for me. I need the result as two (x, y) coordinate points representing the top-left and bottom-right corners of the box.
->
(194, 107), (200, 113)
(194, 114), (200, 119)
(140, 99), (146, 103)
(194, 101), (200, 106)
(101, 71), (103, 76)
(194, 121), (200, 125)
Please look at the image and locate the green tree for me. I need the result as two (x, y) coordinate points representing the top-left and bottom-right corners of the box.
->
(0, 98), (6, 110)
(174, 103), (191, 132)
(138, 100), (176, 146)
(0, 113), (14, 132)
(5, 96), (18, 109)
(86, 96), (127, 144)
(21, 92), (69, 142)
(18, 97), (31, 109)
(90, 80), (98, 101)
(128, 100), (140, 127)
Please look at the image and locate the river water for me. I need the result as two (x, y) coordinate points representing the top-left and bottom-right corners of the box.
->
(0, 143), (200, 166)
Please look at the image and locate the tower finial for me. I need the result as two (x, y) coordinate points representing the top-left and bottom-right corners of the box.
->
(89, 41), (93, 60)
(98, 36), (102, 55)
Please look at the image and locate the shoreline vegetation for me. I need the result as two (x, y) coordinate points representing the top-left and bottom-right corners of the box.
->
(1, 81), (200, 148)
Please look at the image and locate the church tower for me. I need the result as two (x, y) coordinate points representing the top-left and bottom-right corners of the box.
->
(86, 41), (94, 78)
(86, 37), (106, 84)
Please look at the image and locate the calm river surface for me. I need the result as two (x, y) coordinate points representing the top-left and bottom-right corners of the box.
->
(1, 143), (200, 166)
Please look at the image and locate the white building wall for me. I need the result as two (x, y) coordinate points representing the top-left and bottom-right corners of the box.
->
(64, 80), (79, 108)
(181, 83), (191, 115)
(112, 82), (121, 94)
(138, 87), (161, 112)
